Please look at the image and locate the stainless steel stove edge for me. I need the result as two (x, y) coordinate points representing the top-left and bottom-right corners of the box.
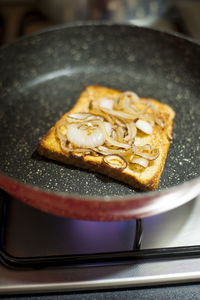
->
(1, 257), (200, 294)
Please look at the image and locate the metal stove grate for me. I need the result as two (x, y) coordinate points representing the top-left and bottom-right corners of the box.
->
(1, 191), (200, 270)
(0, 191), (143, 269)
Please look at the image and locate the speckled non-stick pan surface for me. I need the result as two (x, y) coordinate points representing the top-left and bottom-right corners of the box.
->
(0, 24), (200, 220)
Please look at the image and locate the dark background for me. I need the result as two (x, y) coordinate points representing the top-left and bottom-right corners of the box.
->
(0, 0), (199, 45)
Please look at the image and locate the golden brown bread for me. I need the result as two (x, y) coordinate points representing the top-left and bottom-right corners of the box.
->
(38, 85), (175, 191)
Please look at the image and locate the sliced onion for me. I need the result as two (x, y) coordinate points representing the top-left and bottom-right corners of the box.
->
(136, 119), (153, 135)
(132, 143), (151, 152)
(103, 154), (127, 169)
(140, 102), (152, 114)
(98, 98), (114, 109)
(90, 119), (131, 149)
(99, 146), (128, 155)
(90, 108), (115, 124)
(60, 140), (92, 154)
(139, 101), (158, 114)
(67, 113), (91, 122)
(95, 146), (129, 156)
(115, 118), (126, 128)
(111, 129), (117, 140)
(67, 113), (102, 123)
(138, 113), (155, 125)
(105, 135), (131, 149)
(149, 148), (160, 160)
(115, 94), (139, 113)
(56, 121), (68, 140)
(130, 103), (140, 113)
(130, 157), (149, 168)
(60, 140), (71, 152)
(131, 144), (159, 160)
(56, 89), (164, 172)
(116, 126), (126, 140)
(123, 91), (140, 103)
(123, 93), (145, 113)
(124, 122), (137, 142)
(123, 92), (154, 110)
(101, 107), (138, 120)
(67, 123), (105, 148)
(114, 96), (126, 111)
(104, 121), (112, 136)
(67, 113), (91, 120)
(124, 92), (158, 118)
(149, 102), (158, 113)
(91, 97), (114, 110)
(155, 117), (165, 128)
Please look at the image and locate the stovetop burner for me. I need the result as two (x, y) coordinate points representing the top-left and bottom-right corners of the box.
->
(0, 191), (200, 294)
(0, 192), (143, 269)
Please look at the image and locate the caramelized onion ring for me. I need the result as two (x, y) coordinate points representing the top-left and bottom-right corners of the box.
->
(103, 154), (128, 169)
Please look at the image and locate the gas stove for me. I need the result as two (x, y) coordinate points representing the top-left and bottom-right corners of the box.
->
(1, 192), (200, 294)
(0, 0), (200, 296)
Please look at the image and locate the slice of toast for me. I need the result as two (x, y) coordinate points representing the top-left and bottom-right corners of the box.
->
(38, 86), (175, 191)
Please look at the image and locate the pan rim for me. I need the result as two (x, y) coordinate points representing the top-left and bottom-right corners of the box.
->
(1, 21), (200, 51)
(0, 171), (200, 202)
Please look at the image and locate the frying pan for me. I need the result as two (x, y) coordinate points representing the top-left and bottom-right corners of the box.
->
(0, 24), (200, 221)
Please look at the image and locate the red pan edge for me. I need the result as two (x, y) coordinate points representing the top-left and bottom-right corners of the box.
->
(0, 173), (200, 221)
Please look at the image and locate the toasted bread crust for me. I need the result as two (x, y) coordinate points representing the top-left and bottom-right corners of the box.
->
(38, 86), (175, 191)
